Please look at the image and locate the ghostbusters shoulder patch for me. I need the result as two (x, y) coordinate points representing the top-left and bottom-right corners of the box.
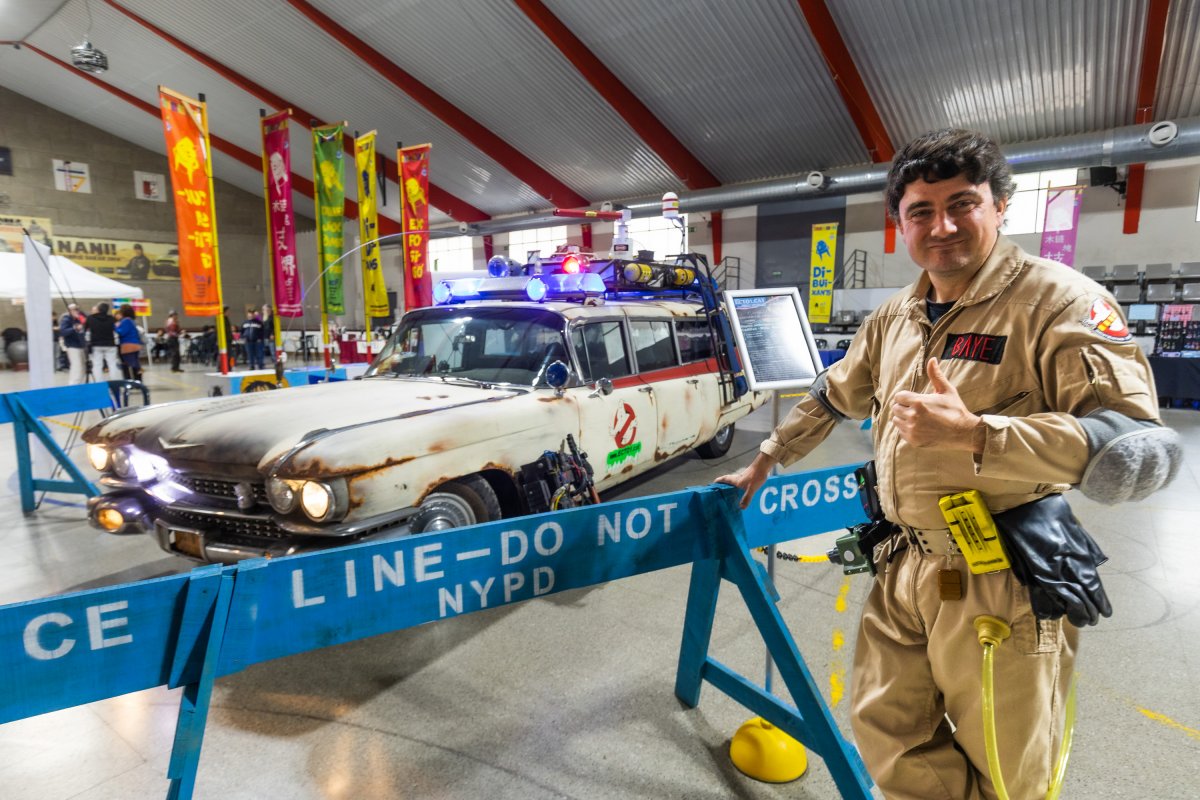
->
(1081, 297), (1133, 343)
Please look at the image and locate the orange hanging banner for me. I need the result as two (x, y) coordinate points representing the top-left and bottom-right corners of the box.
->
(399, 143), (432, 310)
(159, 87), (224, 317)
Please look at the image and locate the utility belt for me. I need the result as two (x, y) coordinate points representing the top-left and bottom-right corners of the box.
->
(829, 461), (1112, 627)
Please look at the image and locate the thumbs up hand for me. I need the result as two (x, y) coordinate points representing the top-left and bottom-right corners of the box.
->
(891, 358), (984, 451)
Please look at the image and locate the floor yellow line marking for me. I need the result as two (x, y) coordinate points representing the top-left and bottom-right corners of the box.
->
(1137, 707), (1200, 742)
(829, 576), (852, 707)
(40, 417), (85, 432)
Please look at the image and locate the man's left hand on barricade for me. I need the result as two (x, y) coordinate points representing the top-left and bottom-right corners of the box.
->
(892, 358), (983, 452)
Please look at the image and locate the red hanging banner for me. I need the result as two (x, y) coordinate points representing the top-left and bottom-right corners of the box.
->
(261, 110), (303, 316)
(158, 87), (223, 316)
(400, 144), (433, 310)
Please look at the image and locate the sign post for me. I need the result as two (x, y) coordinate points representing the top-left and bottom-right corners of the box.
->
(721, 286), (827, 781)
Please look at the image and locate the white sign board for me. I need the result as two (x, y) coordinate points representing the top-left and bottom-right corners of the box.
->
(724, 287), (823, 391)
(52, 159), (91, 193)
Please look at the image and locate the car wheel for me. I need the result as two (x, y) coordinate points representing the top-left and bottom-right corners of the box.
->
(409, 475), (500, 533)
(696, 424), (735, 459)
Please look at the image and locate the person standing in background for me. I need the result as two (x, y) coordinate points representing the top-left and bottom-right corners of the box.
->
(261, 303), (277, 363)
(241, 309), (265, 370)
(116, 304), (144, 381)
(85, 302), (120, 382)
(58, 303), (87, 384)
(164, 310), (183, 372)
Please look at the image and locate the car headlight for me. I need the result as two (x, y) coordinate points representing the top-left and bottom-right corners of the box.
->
(110, 447), (134, 479)
(86, 444), (109, 472)
(300, 481), (335, 521)
(266, 477), (301, 513)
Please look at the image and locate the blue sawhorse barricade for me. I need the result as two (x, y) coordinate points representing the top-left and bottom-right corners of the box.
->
(0, 464), (872, 799)
(0, 384), (113, 513)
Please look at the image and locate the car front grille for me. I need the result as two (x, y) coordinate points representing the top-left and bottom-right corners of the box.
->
(171, 509), (289, 540)
(174, 473), (268, 507)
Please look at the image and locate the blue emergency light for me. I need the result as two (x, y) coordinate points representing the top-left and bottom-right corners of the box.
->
(433, 271), (604, 305)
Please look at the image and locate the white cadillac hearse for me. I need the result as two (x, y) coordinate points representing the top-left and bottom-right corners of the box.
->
(83, 252), (766, 564)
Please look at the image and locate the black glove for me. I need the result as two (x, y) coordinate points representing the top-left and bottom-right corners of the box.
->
(992, 494), (1112, 627)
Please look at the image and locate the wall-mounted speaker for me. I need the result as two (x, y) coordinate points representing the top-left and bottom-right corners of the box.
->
(1089, 166), (1118, 186)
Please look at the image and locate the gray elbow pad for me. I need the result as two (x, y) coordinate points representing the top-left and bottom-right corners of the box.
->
(1076, 409), (1182, 504)
(809, 369), (848, 421)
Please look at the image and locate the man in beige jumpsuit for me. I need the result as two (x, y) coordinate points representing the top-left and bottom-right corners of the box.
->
(718, 129), (1175, 799)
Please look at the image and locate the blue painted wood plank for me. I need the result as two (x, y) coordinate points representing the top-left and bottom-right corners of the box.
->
(4, 383), (113, 418)
(0, 573), (196, 724)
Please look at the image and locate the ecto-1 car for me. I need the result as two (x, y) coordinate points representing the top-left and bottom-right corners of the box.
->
(83, 252), (766, 564)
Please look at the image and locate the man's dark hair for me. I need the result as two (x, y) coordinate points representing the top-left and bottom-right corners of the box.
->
(884, 128), (1016, 220)
(97, 302), (109, 315)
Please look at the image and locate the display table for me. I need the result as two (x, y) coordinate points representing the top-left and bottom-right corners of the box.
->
(1149, 356), (1200, 405)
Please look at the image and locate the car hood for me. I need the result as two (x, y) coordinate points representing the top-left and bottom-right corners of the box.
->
(85, 378), (530, 471)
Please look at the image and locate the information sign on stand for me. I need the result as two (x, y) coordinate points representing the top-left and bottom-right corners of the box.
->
(723, 288), (823, 391)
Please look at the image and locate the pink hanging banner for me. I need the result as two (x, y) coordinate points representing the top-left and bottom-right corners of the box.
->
(1039, 186), (1082, 267)
(261, 110), (302, 316)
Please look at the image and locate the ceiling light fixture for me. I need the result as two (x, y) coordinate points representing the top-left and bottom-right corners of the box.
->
(70, 0), (108, 73)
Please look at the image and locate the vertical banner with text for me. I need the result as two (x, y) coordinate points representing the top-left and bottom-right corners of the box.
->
(1039, 186), (1082, 267)
(400, 144), (433, 310)
(159, 88), (222, 316)
(312, 123), (346, 315)
(261, 110), (302, 316)
(808, 222), (837, 324)
(354, 132), (389, 318)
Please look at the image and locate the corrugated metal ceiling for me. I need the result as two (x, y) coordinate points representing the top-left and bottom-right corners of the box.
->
(2, 0), (1199, 225)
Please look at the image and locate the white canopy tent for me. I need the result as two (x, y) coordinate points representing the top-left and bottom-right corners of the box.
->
(0, 251), (144, 301)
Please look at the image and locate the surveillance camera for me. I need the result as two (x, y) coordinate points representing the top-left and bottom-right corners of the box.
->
(600, 201), (614, 213)
(806, 171), (826, 189)
(457, 222), (469, 234)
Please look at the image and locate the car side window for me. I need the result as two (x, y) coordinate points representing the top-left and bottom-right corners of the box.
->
(629, 320), (676, 372)
(572, 321), (631, 381)
(676, 319), (714, 363)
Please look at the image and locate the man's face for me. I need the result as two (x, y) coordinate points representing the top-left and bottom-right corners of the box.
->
(895, 174), (1006, 278)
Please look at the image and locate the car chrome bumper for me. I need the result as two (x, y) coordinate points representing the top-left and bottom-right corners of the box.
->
(89, 487), (416, 564)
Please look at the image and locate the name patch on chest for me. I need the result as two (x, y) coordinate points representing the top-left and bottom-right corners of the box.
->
(941, 332), (1007, 365)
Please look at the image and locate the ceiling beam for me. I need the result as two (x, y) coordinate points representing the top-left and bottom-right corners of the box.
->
(285, 0), (590, 209)
(793, 0), (893, 163)
(510, 0), (720, 191)
(19, 42), (402, 236)
(1134, 0), (1171, 125)
(100, 0), (488, 224)
(1123, 0), (1172, 235)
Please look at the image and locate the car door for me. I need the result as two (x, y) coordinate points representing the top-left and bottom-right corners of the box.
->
(674, 317), (724, 444)
(627, 316), (702, 461)
(569, 318), (658, 489)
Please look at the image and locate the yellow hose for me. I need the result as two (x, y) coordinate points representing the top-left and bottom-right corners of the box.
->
(980, 642), (1011, 800)
(976, 615), (1078, 800)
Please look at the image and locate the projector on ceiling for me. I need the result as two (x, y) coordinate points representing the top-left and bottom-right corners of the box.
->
(71, 39), (108, 73)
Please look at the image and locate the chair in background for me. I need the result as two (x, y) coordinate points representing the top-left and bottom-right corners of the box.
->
(1110, 264), (1142, 283)
(1182, 283), (1200, 302)
(1145, 283), (1177, 303)
(1112, 283), (1142, 303)
(1178, 262), (1200, 281)
(1143, 263), (1174, 281)
(814, 338), (829, 350)
(1081, 265), (1109, 282)
(836, 339), (853, 350)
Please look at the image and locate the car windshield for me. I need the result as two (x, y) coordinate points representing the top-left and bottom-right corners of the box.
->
(364, 307), (570, 387)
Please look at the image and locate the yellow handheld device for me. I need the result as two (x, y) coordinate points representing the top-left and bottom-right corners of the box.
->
(938, 490), (1011, 574)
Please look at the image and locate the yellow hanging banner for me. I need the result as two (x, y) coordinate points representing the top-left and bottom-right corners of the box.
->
(808, 222), (837, 324)
(354, 131), (389, 318)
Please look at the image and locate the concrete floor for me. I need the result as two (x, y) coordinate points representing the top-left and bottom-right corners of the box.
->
(0, 360), (1196, 799)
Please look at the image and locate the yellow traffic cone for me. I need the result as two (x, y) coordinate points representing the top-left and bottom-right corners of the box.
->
(730, 716), (808, 783)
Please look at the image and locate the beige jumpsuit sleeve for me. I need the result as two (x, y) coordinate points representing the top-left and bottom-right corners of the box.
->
(974, 290), (1161, 484)
(759, 315), (879, 466)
